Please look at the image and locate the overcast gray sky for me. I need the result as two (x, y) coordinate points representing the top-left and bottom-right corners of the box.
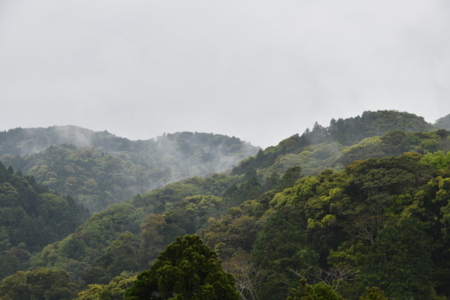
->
(1, 0), (449, 148)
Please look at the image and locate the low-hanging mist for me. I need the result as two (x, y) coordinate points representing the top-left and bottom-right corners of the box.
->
(0, 126), (259, 212)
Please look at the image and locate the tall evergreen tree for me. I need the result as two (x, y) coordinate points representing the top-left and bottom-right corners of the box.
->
(125, 235), (239, 300)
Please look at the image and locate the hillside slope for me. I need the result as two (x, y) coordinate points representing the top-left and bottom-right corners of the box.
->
(2, 110), (450, 299)
(0, 128), (259, 212)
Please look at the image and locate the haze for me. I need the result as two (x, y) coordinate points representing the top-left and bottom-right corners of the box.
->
(1, 0), (449, 148)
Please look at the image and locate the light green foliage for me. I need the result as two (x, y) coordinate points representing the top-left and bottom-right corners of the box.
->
(125, 235), (239, 300)
(256, 153), (449, 299)
(288, 279), (344, 300)
(271, 176), (320, 208)
(338, 131), (443, 166)
(76, 275), (137, 300)
(0, 268), (79, 300)
(165, 195), (225, 233)
(422, 151), (450, 170)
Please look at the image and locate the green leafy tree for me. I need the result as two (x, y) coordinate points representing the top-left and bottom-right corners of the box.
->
(76, 275), (137, 300)
(0, 268), (78, 300)
(280, 166), (302, 189)
(359, 287), (387, 300)
(125, 235), (239, 300)
(287, 279), (344, 300)
(253, 206), (318, 300)
(359, 219), (435, 299)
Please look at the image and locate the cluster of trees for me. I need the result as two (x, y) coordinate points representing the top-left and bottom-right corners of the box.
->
(1, 145), (155, 213)
(0, 162), (88, 280)
(0, 129), (259, 212)
(2, 110), (450, 299)
(205, 152), (450, 299)
(28, 174), (240, 283)
(233, 110), (435, 177)
(20, 150), (450, 299)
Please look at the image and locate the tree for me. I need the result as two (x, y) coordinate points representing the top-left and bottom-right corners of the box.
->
(252, 206), (318, 300)
(287, 279), (344, 300)
(359, 219), (435, 299)
(359, 287), (387, 300)
(222, 252), (263, 300)
(280, 166), (302, 189)
(0, 268), (78, 300)
(125, 235), (239, 300)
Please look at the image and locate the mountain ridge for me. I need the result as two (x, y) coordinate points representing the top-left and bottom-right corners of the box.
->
(2, 109), (450, 299)
(0, 127), (259, 212)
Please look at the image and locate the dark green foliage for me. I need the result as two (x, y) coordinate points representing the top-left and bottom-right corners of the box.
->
(280, 166), (302, 188)
(83, 232), (142, 284)
(0, 161), (88, 280)
(359, 219), (434, 299)
(30, 174), (238, 281)
(359, 287), (387, 300)
(125, 235), (239, 300)
(328, 110), (433, 146)
(253, 206), (319, 299)
(222, 176), (262, 207)
(262, 171), (281, 191)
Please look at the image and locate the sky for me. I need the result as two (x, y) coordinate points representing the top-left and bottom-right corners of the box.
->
(0, 0), (449, 148)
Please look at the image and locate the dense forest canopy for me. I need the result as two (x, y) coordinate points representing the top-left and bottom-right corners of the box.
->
(2, 110), (450, 300)
(0, 162), (88, 280)
(0, 129), (259, 212)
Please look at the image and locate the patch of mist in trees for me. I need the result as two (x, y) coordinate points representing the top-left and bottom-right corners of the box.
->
(0, 127), (259, 213)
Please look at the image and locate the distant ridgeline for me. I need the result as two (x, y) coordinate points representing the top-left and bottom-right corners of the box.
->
(232, 110), (442, 177)
(0, 128), (259, 212)
(435, 113), (450, 130)
(2, 110), (450, 299)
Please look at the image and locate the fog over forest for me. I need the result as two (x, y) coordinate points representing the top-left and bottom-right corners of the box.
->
(1, 1), (450, 299)
(1, 0), (449, 147)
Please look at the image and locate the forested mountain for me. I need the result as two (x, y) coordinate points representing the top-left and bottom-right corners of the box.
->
(233, 110), (434, 177)
(0, 162), (88, 280)
(435, 113), (450, 130)
(0, 128), (259, 212)
(2, 110), (450, 300)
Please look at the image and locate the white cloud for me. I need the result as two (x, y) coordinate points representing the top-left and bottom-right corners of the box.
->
(0, 0), (449, 147)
